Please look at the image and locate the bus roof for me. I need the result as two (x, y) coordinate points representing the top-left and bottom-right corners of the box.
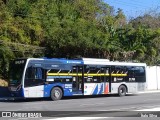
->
(27, 58), (83, 64)
(82, 58), (146, 66)
(25, 58), (146, 66)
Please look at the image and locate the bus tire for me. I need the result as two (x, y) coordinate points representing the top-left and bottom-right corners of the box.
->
(51, 87), (63, 101)
(118, 85), (127, 97)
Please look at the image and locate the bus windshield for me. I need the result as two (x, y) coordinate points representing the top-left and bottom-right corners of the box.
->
(9, 59), (26, 86)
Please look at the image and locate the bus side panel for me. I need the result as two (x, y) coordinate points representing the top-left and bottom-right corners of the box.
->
(111, 83), (129, 94)
(128, 82), (146, 93)
(111, 82), (146, 94)
(24, 85), (44, 98)
(128, 83), (137, 93)
(84, 83), (109, 95)
(137, 82), (146, 91)
(43, 83), (73, 97)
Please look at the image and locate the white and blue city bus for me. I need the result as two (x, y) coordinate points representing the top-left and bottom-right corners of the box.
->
(9, 58), (146, 100)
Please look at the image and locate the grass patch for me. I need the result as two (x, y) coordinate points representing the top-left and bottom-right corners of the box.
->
(0, 79), (8, 87)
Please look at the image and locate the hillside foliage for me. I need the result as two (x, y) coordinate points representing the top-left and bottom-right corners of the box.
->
(0, 0), (160, 79)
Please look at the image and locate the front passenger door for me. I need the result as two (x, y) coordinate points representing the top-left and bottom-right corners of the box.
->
(72, 66), (83, 93)
(24, 65), (45, 97)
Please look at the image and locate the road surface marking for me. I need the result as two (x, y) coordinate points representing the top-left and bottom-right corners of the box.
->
(136, 107), (160, 111)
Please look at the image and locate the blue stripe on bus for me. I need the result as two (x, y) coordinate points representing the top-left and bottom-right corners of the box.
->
(98, 83), (103, 94)
(92, 84), (98, 95)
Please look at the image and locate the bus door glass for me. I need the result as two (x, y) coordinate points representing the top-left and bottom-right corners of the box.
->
(101, 67), (110, 93)
(24, 63), (45, 97)
(72, 66), (83, 92)
(101, 67), (110, 82)
(25, 66), (45, 87)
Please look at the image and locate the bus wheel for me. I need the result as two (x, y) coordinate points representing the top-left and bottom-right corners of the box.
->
(51, 87), (63, 101)
(118, 85), (127, 97)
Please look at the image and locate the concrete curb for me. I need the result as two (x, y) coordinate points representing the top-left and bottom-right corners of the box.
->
(138, 90), (160, 94)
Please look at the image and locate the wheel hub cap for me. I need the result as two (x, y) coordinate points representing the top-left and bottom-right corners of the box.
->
(54, 90), (60, 98)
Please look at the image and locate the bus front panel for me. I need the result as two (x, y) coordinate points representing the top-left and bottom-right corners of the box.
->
(9, 59), (27, 97)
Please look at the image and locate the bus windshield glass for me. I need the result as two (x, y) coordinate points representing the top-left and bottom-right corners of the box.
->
(9, 59), (26, 86)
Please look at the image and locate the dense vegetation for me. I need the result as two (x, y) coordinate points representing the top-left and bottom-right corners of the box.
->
(0, 0), (160, 80)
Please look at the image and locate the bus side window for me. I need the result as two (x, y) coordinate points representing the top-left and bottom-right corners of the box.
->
(25, 67), (43, 79)
(101, 67), (109, 82)
(134, 67), (145, 76)
(35, 68), (43, 79)
(125, 66), (135, 82)
(134, 66), (146, 82)
(111, 66), (115, 74)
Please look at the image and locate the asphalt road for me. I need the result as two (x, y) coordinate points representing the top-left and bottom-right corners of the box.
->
(0, 92), (160, 118)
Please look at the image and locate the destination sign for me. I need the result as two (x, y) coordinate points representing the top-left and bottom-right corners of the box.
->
(15, 60), (25, 64)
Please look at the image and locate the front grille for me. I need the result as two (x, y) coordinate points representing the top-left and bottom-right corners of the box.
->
(9, 86), (17, 91)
